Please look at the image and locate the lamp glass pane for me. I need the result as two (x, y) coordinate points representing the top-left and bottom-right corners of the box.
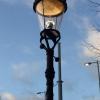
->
(37, 14), (64, 30)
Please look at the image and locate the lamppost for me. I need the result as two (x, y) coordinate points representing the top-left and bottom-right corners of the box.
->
(85, 60), (100, 91)
(33, 0), (67, 100)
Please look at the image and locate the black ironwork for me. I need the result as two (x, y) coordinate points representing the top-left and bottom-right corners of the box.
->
(40, 29), (60, 49)
(40, 29), (60, 100)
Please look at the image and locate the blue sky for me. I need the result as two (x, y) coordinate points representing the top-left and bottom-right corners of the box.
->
(0, 0), (100, 100)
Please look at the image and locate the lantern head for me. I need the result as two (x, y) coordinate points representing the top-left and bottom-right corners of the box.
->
(33, 0), (67, 30)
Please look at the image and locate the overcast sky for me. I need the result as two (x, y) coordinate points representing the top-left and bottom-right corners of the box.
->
(0, 0), (100, 100)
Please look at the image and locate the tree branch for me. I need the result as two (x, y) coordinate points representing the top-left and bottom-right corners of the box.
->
(82, 41), (100, 56)
(88, 0), (100, 7)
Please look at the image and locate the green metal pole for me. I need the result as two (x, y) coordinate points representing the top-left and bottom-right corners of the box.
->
(58, 42), (63, 100)
(97, 60), (100, 91)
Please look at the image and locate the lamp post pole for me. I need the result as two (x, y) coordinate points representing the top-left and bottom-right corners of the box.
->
(96, 60), (100, 91)
(45, 48), (54, 100)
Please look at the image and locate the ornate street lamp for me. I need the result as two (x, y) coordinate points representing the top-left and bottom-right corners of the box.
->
(33, 0), (67, 100)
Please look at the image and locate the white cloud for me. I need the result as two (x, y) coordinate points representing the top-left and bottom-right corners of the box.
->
(82, 95), (100, 100)
(83, 26), (100, 57)
(80, 20), (100, 80)
(11, 62), (41, 86)
(1, 92), (16, 100)
(16, 95), (44, 100)
(0, 92), (44, 100)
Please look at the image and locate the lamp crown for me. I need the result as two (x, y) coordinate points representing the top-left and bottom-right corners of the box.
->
(33, 0), (67, 15)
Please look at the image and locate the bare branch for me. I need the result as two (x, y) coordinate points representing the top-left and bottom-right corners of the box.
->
(88, 0), (100, 12)
(88, 0), (100, 7)
(82, 41), (100, 57)
(96, 10), (100, 12)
